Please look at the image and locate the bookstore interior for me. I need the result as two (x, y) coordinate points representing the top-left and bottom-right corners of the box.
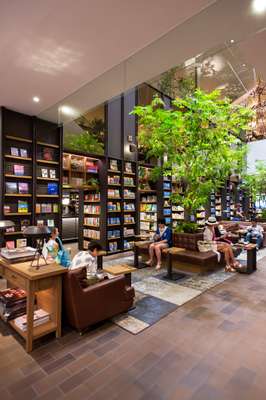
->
(2, 7), (266, 398)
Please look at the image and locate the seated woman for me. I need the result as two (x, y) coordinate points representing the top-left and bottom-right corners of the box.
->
(45, 228), (71, 267)
(204, 217), (240, 272)
(146, 218), (172, 270)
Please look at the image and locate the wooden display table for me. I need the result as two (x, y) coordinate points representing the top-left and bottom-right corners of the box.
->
(0, 258), (67, 352)
(103, 264), (136, 285)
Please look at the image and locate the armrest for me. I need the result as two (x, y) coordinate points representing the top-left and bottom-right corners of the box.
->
(134, 240), (152, 248)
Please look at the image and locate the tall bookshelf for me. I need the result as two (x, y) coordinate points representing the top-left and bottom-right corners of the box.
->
(123, 161), (137, 251)
(0, 107), (62, 248)
(138, 165), (157, 235)
(171, 180), (184, 228)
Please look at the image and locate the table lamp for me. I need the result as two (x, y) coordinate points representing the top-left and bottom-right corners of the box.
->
(23, 226), (51, 269)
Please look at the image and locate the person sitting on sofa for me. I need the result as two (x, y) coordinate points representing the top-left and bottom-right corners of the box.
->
(245, 219), (264, 250)
(70, 241), (102, 276)
(204, 217), (240, 272)
(146, 218), (172, 270)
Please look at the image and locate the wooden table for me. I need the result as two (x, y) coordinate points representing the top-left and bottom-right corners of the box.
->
(103, 264), (137, 285)
(134, 240), (153, 269)
(0, 258), (67, 352)
(235, 243), (257, 274)
(165, 247), (186, 280)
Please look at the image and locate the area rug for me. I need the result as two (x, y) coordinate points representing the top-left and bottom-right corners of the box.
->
(109, 255), (237, 334)
(237, 247), (266, 262)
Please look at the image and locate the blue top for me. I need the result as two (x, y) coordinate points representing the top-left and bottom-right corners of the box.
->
(156, 226), (172, 246)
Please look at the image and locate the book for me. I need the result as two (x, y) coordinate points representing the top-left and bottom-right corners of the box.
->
(47, 219), (55, 227)
(53, 204), (59, 213)
(41, 168), (48, 178)
(10, 147), (19, 156)
(49, 169), (56, 179)
(21, 219), (30, 231)
(18, 200), (28, 213)
(16, 238), (27, 248)
(110, 159), (118, 171)
(20, 148), (28, 158)
(13, 164), (24, 176)
(37, 220), (44, 226)
(18, 182), (29, 194)
(42, 147), (54, 161)
(14, 309), (50, 332)
(47, 183), (58, 195)
(4, 205), (11, 214)
(5, 182), (17, 194)
(6, 241), (15, 249)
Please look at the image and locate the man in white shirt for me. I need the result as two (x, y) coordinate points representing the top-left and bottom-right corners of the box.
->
(70, 241), (102, 276)
(245, 219), (264, 250)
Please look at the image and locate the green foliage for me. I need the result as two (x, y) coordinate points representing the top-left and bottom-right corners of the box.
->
(261, 209), (266, 219)
(174, 222), (198, 234)
(86, 177), (99, 188)
(157, 68), (195, 98)
(132, 89), (253, 218)
(64, 118), (105, 155)
(242, 160), (266, 202)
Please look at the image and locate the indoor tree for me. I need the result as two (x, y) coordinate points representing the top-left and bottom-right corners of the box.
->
(132, 89), (253, 229)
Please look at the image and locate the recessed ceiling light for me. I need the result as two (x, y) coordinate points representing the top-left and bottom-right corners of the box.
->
(60, 105), (77, 117)
(242, 63), (246, 67)
(252, 0), (266, 14)
(33, 96), (40, 103)
(230, 39), (235, 44)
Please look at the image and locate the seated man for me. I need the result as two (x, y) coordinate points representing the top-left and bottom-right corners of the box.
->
(245, 219), (264, 250)
(70, 241), (102, 276)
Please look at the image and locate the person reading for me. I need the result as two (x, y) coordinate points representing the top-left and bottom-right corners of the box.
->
(70, 241), (102, 276)
(245, 219), (264, 250)
(146, 218), (172, 270)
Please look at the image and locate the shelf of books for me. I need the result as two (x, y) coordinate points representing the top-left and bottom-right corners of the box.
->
(163, 177), (172, 226)
(139, 166), (157, 235)
(210, 190), (222, 218)
(107, 159), (123, 253)
(171, 180), (184, 228)
(123, 161), (137, 251)
(35, 119), (62, 231)
(2, 109), (33, 248)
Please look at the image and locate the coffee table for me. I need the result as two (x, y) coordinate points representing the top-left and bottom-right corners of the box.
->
(103, 264), (137, 285)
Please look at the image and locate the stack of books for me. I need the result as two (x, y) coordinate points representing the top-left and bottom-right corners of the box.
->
(0, 288), (27, 321)
(14, 309), (50, 332)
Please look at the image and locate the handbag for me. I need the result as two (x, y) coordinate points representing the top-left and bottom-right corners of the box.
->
(56, 237), (71, 268)
(198, 240), (217, 252)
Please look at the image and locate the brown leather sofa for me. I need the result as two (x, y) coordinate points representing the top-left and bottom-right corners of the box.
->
(63, 267), (135, 332)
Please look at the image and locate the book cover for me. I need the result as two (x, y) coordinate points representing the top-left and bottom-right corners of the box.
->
(4, 205), (11, 214)
(49, 169), (56, 179)
(47, 183), (58, 195)
(20, 148), (28, 158)
(18, 182), (29, 194)
(47, 219), (55, 227)
(18, 200), (28, 213)
(42, 147), (54, 161)
(21, 219), (30, 231)
(37, 220), (44, 226)
(16, 238), (27, 248)
(41, 168), (48, 178)
(13, 164), (24, 176)
(10, 147), (19, 156)
(6, 241), (15, 249)
(5, 182), (17, 194)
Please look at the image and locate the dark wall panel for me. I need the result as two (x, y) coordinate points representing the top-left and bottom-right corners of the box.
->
(123, 89), (137, 161)
(107, 95), (122, 159)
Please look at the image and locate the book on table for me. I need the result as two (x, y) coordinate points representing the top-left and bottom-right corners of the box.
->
(14, 309), (50, 331)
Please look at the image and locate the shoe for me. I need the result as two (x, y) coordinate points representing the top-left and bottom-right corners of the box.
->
(145, 260), (153, 266)
(155, 264), (161, 271)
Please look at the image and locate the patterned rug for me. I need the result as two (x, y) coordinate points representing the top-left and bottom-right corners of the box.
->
(107, 255), (235, 334)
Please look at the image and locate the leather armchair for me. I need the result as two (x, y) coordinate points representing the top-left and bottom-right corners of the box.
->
(63, 267), (135, 332)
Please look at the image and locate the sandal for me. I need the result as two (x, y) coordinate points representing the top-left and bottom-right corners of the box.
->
(145, 260), (153, 267)
(225, 265), (236, 273)
(155, 264), (162, 271)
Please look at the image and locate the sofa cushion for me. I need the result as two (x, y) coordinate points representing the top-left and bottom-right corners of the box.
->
(170, 249), (218, 266)
(173, 232), (203, 251)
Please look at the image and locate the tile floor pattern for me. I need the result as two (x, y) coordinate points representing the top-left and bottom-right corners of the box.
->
(2, 258), (266, 399)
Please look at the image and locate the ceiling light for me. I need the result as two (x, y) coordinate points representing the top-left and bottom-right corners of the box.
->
(242, 63), (246, 67)
(33, 96), (40, 103)
(59, 105), (77, 117)
(230, 39), (235, 44)
(252, 0), (266, 14)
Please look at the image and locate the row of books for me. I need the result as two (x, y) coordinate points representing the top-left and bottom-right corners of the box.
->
(6, 164), (30, 176)
(85, 193), (100, 202)
(84, 217), (100, 226)
(140, 204), (157, 212)
(109, 241), (119, 252)
(6, 182), (29, 194)
(140, 221), (157, 232)
(36, 203), (59, 213)
(9, 147), (29, 158)
(140, 195), (156, 203)
(5, 239), (27, 249)
(4, 200), (29, 214)
(140, 212), (157, 222)
(37, 219), (55, 227)
(124, 227), (135, 236)
(124, 240), (134, 250)
(124, 203), (135, 211)
(124, 215), (135, 224)
(108, 230), (120, 239)
(84, 229), (100, 240)
(124, 190), (135, 199)
(108, 217), (120, 225)
(39, 168), (57, 179)
(108, 175), (120, 185)
(108, 189), (120, 198)
(84, 205), (100, 214)
(124, 177), (134, 186)
(107, 202), (121, 212)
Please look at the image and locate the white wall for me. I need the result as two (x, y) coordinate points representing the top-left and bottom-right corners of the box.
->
(247, 139), (266, 173)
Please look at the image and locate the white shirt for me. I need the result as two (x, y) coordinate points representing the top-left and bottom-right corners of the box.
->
(247, 224), (264, 237)
(70, 251), (97, 276)
(203, 226), (214, 241)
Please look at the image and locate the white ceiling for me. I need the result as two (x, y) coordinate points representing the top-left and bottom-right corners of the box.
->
(0, 0), (216, 115)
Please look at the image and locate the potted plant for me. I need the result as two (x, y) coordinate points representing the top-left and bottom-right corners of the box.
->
(132, 89), (253, 242)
